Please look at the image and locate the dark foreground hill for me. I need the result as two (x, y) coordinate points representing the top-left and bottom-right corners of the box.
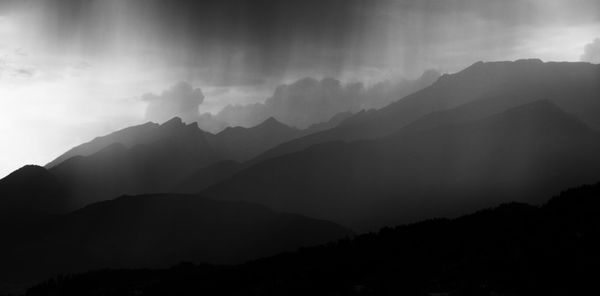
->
(0, 165), (68, 219)
(24, 181), (600, 296)
(204, 100), (600, 231)
(0, 194), (351, 294)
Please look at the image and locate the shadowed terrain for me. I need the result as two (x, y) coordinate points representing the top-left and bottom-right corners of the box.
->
(0, 194), (351, 293)
(23, 181), (600, 296)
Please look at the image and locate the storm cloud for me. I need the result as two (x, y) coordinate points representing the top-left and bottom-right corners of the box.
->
(194, 70), (440, 132)
(2, 0), (600, 177)
(581, 38), (600, 63)
(12, 0), (600, 83)
(143, 82), (204, 123)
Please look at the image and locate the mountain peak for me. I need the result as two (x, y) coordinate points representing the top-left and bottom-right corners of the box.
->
(217, 117), (292, 137)
(161, 117), (184, 128)
(3, 165), (49, 181)
(258, 117), (286, 128)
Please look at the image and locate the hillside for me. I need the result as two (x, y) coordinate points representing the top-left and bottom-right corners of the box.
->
(204, 100), (600, 231)
(25, 181), (600, 296)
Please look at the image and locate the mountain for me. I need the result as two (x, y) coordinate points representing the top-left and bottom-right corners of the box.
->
(0, 165), (69, 219)
(304, 111), (354, 133)
(176, 113), (356, 193)
(45, 118), (190, 168)
(45, 115), (322, 171)
(0, 194), (351, 293)
(176, 160), (244, 193)
(209, 117), (301, 162)
(252, 60), (600, 164)
(49, 121), (223, 209)
(203, 100), (600, 231)
(24, 181), (600, 296)
(176, 112), (357, 193)
(36, 60), (600, 208)
(33, 117), (306, 209)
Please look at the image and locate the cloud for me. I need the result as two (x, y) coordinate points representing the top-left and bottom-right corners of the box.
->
(142, 82), (204, 123)
(197, 70), (440, 132)
(0, 54), (38, 79)
(581, 38), (600, 63)
(21, 0), (600, 85)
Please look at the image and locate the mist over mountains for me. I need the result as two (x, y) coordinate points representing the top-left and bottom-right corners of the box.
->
(1, 59), (600, 294)
(151, 70), (441, 133)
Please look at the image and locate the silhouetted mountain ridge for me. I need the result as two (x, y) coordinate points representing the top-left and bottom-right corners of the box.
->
(34, 117), (308, 209)
(0, 193), (351, 293)
(45, 118), (188, 168)
(0, 165), (68, 218)
(211, 117), (301, 162)
(24, 180), (600, 295)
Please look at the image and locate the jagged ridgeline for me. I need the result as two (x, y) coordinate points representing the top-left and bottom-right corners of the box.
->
(1, 60), (600, 295)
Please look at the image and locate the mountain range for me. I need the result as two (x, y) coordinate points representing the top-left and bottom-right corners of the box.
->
(0, 193), (350, 292)
(1, 59), (600, 294)
(251, 60), (600, 164)
(204, 99), (600, 230)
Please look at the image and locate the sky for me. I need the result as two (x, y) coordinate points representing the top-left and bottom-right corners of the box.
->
(1, 0), (600, 177)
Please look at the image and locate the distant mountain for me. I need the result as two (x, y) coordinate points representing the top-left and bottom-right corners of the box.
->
(31, 117), (307, 209)
(45, 118), (190, 168)
(252, 60), (600, 163)
(45, 114), (341, 171)
(2, 115), (336, 212)
(177, 112), (355, 193)
(0, 194), (351, 293)
(49, 120), (223, 209)
(24, 181), (600, 296)
(179, 61), (600, 203)
(5, 60), (599, 215)
(303, 111), (354, 134)
(204, 100), (600, 231)
(209, 117), (301, 162)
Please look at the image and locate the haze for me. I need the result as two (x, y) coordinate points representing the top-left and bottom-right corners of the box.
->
(1, 0), (600, 177)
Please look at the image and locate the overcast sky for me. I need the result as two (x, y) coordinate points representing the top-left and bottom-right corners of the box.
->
(1, 0), (600, 177)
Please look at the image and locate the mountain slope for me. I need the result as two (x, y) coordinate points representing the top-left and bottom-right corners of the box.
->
(176, 113), (355, 193)
(25, 181), (600, 296)
(210, 117), (301, 162)
(49, 121), (223, 209)
(204, 100), (600, 231)
(46, 116), (312, 171)
(252, 60), (600, 164)
(39, 117), (306, 209)
(45, 118), (188, 168)
(0, 165), (69, 219)
(0, 194), (351, 292)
